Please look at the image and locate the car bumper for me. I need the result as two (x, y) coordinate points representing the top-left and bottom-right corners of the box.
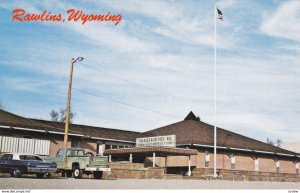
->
(85, 167), (111, 172)
(27, 167), (57, 173)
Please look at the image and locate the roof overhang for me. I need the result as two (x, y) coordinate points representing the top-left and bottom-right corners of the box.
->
(179, 143), (300, 158)
(104, 147), (198, 156)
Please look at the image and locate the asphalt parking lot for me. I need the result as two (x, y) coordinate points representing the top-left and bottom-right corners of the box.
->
(1, 174), (300, 189)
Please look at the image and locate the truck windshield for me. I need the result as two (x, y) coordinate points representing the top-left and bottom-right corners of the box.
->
(56, 149), (65, 157)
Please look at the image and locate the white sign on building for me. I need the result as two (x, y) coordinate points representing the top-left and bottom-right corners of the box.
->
(136, 135), (176, 148)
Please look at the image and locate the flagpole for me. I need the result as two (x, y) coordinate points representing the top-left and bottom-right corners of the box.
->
(213, 4), (217, 178)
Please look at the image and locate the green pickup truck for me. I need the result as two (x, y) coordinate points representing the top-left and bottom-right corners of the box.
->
(45, 147), (110, 179)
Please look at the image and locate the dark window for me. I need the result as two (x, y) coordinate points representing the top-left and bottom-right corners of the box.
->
(19, 155), (42, 161)
(119, 146), (124, 149)
(66, 150), (84, 156)
(23, 136), (32, 139)
(112, 145), (118, 149)
(205, 161), (209, 167)
(0, 154), (13, 160)
(105, 144), (111, 150)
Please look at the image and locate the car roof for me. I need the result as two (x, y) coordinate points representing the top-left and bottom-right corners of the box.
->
(2, 153), (43, 160)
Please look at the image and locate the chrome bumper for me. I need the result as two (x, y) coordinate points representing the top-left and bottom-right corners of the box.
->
(27, 167), (57, 173)
(85, 167), (111, 172)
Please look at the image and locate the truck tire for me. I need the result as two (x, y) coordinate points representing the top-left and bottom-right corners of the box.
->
(73, 167), (82, 179)
(93, 171), (103, 179)
(11, 169), (22, 178)
(36, 173), (45, 178)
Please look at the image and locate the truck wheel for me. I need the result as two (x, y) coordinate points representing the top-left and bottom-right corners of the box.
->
(36, 173), (45, 178)
(93, 171), (103, 179)
(73, 167), (82, 179)
(11, 169), (22, 178)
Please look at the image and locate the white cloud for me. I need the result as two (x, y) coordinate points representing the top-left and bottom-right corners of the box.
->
(261, 1), (300, 42)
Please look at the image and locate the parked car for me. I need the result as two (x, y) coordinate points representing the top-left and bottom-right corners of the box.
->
(0, 153), (57, 178)
(45, 148), (110, 179)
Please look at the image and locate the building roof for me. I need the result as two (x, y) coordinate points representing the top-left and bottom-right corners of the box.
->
(1, 109), (299, 157)
(0, 109), (72, 134)
(33, 119), (143, 142)
(143, 112), (299, 156)
(104, 147), (198, 156)
(281, 142), (300, 154)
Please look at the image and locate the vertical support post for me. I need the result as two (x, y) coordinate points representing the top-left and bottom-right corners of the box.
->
(188, 156), (191, 176)
(165, 156), (168, 174)
(64, 59), (74, 148)
(109, 155), (112, 162)
(213, 4), (217, 178)
(129, 153), (133, 163)
(153, 152), (156, 167)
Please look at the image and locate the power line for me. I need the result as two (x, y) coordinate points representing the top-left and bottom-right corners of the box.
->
(72, 87), (180, 118)
(81, 63), (173, 97)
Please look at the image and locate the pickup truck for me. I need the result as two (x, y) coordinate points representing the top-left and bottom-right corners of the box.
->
(45, 147), (110, 179)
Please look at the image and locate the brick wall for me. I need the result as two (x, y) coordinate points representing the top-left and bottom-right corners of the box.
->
(259, 158), (276, 173)
(235, 155), (254, 171)
(79, 140), (97, 154)
(195, 151), (205, 168)
(280, 160), (296, 174)
(192, 168), (300, 182)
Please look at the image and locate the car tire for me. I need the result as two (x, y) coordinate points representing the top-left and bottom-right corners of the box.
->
(73, 167), (82, 179)
(45, 173), (52, 178)
(36, 173), (45, 178)
(93, 171), (103, 179)
(11, 169), (22, 178)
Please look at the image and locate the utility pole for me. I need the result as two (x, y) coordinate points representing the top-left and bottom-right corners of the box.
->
(64, 57), (84, 148)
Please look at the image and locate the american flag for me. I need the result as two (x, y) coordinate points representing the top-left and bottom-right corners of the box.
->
(217, 8), (223, 20)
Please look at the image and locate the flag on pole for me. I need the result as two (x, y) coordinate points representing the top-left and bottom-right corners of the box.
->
(217, 8), (223, 20)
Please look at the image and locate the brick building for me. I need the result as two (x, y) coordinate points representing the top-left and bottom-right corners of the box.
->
(0, 109), (299, 179)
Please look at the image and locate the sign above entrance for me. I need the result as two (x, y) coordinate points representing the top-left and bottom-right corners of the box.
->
(136, 135), (176, 148)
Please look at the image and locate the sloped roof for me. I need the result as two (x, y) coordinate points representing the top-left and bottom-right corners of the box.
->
(33, 119), (143, 142)
(143, 118), (299, 156)
(0, 109), (68, 133)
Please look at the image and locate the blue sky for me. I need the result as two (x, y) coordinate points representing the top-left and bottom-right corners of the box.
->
(0, 0), (299, 143)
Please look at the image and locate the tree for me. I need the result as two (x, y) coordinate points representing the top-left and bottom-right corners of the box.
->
(267, 138), (274, 146)
(267, 138), (282, 147)
(50, 110), (59, 121)
(50, 108), (75, 123)
(0, 102), (5, 110)
(276, 139), (282, 147)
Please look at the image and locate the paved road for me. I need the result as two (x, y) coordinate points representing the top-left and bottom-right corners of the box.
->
(1, 176), (300, 189)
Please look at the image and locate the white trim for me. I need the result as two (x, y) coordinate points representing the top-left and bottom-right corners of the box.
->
(91, 137), (135, 144)
(255, 158), (259, 172)
(47, 130), (84, 137)
(0, 126), (12, 129)
(192, 143), (298, 157)
(11, 126), (45, 133)
(1, 125), (84, 137)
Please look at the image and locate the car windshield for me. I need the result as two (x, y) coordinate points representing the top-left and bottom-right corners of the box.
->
(19, 155), (43, 161)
